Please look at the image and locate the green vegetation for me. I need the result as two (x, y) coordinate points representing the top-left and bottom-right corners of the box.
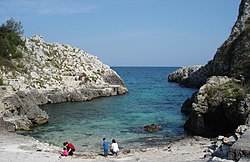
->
(0, 56), (19, 72)
(84, 76), (91, 83)
(208, 81), (248, 101)
(51, 60), (60, 69)
(90, 76), (97, 82)
(0, 18), (24, 60)
(0, 78), (3, 85)
(0, 18), (25, 76)
(49, 50), (57, 57)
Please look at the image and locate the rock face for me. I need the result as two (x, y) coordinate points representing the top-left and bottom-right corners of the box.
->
(228, 128), (250, 161)
(168, 0), (250, 87)
(1, 90), (49, 131)
(168, 65), (204, 87)
(0, 35), (128, 131)
(167, 0), (250, 137)
(1, 35), (127, 93)
(168, 1), (250, 160)
(184, 76), (250, 137)
(181, 92), (197, 115)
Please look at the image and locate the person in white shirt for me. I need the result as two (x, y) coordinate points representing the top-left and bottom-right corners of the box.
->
(110, 139), (119, 155)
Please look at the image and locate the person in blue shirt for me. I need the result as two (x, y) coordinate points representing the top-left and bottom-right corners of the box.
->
(103, 137), (109, 157)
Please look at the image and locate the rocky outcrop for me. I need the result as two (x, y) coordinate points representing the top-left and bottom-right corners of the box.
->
(168, 62), (214, 88)
(228, 0), (250, 43)
(184, 76), (250, 137)
(169, 0), (250, 88)
(204, 125), (249, 161)
(175, 1), (250, 160)
(167, 1), (250, 160)
(228, 127), (250, 161)
(0, 35), (128, 131)
(1, 90), (48, 130)
(168, 65), (204, 87)
(168, 0), (250, 136)
(1, 35), (127, 92)
(178, 63), (213, 88)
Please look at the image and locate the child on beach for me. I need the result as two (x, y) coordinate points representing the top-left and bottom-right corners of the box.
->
(110, 139), (119, 155)
(63, 142), (75, 156)
(103, 138), (109, 157)
(61, 147), (68, 156)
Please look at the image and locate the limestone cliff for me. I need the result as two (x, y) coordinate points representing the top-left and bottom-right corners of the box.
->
(168, 0), (250, 137)
(169, 0), (250, 87)
(211, 0), (250, 79)
(0, 35), (128, 131)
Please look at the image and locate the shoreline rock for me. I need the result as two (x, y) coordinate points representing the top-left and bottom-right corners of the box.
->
(167, 0), (250, 160)
(167, 65), (204, 88)
(183, 76), (250, 137)
(0, 35), (128, 131)
(228, 128), (250, 161)
(144, 124), (163, 132)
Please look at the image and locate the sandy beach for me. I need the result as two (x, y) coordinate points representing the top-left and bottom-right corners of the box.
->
(0, 131), (215, 162)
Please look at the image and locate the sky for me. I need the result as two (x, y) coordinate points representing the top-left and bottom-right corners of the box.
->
(0, 0), (241, 67)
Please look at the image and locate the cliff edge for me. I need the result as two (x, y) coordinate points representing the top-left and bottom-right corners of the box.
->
(169, 0), (250, 88)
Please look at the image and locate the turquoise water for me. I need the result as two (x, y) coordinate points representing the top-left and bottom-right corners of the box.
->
(20, 67), (196, 154)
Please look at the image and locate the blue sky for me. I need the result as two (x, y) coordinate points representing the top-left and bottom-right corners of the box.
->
(0, 0), (240, 66)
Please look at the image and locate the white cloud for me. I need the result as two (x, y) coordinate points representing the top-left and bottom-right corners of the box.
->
(0, 0), (99, 15)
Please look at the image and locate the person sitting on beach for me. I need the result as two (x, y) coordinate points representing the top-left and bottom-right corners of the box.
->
(103, 138), (109, 157)
(61, 146), (68, 156)
(63, 142), (75, 156)
(110, 139), (119, 155)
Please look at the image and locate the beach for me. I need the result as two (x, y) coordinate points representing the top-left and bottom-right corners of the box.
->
(0, 131), (214, 162)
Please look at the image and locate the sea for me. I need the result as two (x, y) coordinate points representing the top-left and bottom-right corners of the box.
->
(18, 67), (197, 154)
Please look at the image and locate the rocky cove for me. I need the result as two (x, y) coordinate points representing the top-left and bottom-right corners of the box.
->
(0, 35), (128, 131)
(0, 0), (249, 162)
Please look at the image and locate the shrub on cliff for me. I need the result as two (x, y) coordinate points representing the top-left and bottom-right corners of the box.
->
(0, 18), (24, 60)
(207, 81), (247, 101)
(0, 78), (3, 85)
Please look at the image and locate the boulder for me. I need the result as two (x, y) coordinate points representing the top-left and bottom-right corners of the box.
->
(144, 124), (162, 132)
(0, 90), (49, 130)
(184, 76), (250, 137)
(0, 117), (15, 132)
(228, 128), (250, 161)
(235, 125), (248, 134)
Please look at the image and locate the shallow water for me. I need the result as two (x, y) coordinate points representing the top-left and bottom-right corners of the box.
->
(19, 67), (196, 154)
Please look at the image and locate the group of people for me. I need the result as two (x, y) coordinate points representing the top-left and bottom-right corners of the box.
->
(60, 138), (119, 157)
(103, 138), (119, 157)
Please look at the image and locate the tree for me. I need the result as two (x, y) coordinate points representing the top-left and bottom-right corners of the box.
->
(2, 18), (24, 36)
(0, 18), (24, 59)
